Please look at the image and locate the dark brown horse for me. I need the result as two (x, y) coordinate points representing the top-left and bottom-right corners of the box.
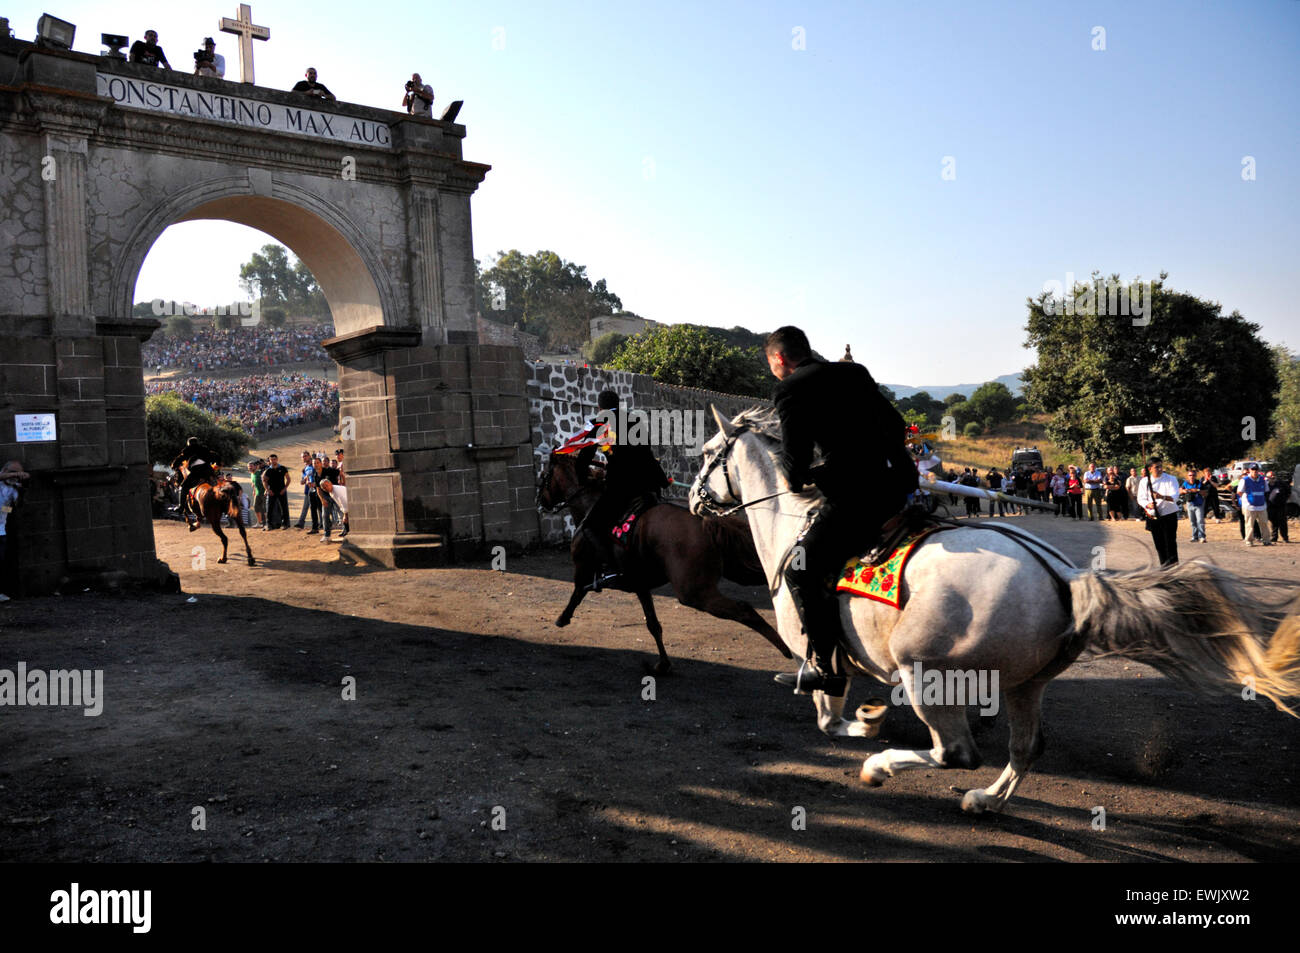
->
(182, 465), (256, 567)
(537, 449), (788, 673)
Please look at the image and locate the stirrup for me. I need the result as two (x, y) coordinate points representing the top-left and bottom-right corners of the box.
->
(587, 572), (622, 593)
(774, 659), (847, 697)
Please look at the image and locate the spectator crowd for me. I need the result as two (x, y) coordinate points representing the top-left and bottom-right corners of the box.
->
(147, 374), (339, 436)
(143, 326), (334, 372)
(942, 461), (1294, 548)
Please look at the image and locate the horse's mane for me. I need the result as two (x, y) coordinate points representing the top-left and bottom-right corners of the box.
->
(732, 405), (782, 441)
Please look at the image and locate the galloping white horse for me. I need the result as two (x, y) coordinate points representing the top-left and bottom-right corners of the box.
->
(689, 406), (1300, 813)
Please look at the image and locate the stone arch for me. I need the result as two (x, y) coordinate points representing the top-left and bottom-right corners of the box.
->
(109, 177), (399, 335)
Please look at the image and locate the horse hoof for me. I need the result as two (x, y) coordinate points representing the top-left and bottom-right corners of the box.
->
(856, 701), (888, 725)
(555, 616), (570, 628)
(651, 660), (672, 677)
(961, 790), (993, 814)
(187, 524), (198, 533)
(218, 558), (228, 564)
(860, 761), (888, 786)
(248, 559), (256, 567)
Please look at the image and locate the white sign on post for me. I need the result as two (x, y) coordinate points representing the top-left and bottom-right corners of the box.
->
(15, 413), (57, 442)
(1123, 424), (1164, 435)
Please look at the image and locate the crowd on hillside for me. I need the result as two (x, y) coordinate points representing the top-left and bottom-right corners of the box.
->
(143, 326), (334, 372)
(146, 374), (339, 436)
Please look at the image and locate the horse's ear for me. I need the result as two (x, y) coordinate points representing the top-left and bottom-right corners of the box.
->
(710, 404), (737, 438)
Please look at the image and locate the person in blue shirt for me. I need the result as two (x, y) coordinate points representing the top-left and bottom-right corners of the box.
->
(1180, 466), (1206, 543)
(1238, 464), (1272, 547)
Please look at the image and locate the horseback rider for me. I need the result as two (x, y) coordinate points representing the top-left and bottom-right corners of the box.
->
(170, 436), (221, 522)
(765, 326), (917, 695)
(580, 390), (670, 592)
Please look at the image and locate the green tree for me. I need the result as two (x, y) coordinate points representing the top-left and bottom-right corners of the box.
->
(896, 390), (947, 426)
(965, 382), (1018, 428)
(146, 392), (251, 467)
(1023, 275), (1278, 463)
(239, 244), (326, 318)
(584, 331), (628, 365)
(1265, 344), (1300, 450)
(165, 315), (194, 338)
(610, 325), (768, 397)
(477, 249), (622, 351)
(263, 306), (288, 329)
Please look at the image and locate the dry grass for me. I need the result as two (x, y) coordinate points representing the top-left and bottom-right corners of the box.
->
(936, 416), (1076, 473)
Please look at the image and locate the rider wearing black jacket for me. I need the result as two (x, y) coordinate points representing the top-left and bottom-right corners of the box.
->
(171, 436), (220, 520)
(766, 326), (916, 696)
(581, 390), (670, 591)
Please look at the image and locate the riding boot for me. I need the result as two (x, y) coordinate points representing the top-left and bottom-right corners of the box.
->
(774, 582), (846, 696)
(582, 525), (624, 592)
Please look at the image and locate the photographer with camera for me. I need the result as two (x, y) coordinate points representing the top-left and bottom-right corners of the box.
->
(402, 73), (433, 117)
(292, 67), (336, 102)
(194, 37), (225, 78)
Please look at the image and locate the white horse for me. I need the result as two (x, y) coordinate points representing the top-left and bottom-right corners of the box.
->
(689, 406), (1300, 813)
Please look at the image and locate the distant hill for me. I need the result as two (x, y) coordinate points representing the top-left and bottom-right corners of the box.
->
(885, 373), (1024, 401)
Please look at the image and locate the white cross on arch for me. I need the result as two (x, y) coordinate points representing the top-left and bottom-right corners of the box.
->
(219, 3), (270, 85)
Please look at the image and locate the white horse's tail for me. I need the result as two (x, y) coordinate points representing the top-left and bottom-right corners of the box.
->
(1067, 561), (1300, 716)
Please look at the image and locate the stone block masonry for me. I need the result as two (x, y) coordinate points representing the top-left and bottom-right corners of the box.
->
(526, 361), (767, 544)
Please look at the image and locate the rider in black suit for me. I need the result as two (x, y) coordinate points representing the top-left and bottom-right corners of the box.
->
(170, 436), (220, 522)
(581, 390), (670, 591)
(766, 327), (916, 695)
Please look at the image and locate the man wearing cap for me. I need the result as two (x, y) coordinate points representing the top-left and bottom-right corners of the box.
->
(1238, 464), (1272, 547)
(1137, 456), (1181, 566)
(0, 461), (32, 602)
(194, 37), (225, 78)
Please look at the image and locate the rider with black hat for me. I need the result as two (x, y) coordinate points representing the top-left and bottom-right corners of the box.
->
(580, 390), (670, 591)
(170, 436), (221, 525)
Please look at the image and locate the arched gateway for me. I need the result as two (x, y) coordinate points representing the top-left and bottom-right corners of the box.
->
(1, 40), (539, 592)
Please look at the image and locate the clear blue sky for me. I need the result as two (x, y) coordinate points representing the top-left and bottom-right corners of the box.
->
(9, 0), (1299, 385)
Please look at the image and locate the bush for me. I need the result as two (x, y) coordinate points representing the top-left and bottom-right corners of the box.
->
(146, 392), (251, 467)
(1275, 442), (1300, 474)
(165, 315), (194, 338)
(263, 307), (287, 329)
(610, 325), (769, 397)
(583, 331), (627, 365)
(963, 421), (983, 438)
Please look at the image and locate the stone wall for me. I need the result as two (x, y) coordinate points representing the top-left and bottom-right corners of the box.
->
(527, 362), (766, 543)
(0, 320), (171, 593)
(476, 316), (541, 361)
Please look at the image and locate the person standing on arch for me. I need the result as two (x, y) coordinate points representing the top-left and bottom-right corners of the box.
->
(764, 325), (916, 696)
(129, 29), (171, 69)
(292, 67), (335, 102)
(403, 73), (433, 116)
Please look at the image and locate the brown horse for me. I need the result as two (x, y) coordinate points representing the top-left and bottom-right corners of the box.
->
(537, 449), (788, 673)
(182, 465), (256, 566)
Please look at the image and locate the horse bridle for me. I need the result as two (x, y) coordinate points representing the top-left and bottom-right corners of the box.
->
(692, 423), (794, 519)
(691, 425), (748, 517)
(536, 450), (595, 513)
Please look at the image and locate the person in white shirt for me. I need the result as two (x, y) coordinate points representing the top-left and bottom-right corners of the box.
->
(194, 37), (225, 78)
(403, 73), (434, 117)
(1137, 456), (1181, 566)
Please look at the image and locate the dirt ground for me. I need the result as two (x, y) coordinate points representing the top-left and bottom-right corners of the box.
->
(1, 502), (1297, 863)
